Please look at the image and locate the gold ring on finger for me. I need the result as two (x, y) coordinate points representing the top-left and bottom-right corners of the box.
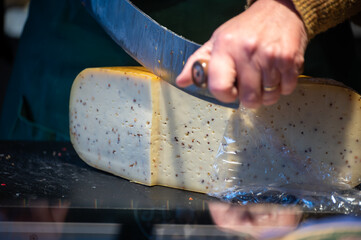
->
(263, 85), (278, 92)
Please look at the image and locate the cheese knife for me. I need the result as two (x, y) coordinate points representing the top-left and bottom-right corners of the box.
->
(81, 0), (239, 108)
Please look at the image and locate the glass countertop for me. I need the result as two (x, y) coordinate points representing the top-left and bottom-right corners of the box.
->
(1, 141), (360, 240)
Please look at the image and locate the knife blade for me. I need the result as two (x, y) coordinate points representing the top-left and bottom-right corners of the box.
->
(81, 0), (238, 109)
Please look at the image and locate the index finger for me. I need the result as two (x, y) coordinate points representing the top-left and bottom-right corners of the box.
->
(176, 41), (213, 88)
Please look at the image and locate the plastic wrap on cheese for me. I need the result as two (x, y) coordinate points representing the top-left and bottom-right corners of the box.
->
(210, 79), (361, 214)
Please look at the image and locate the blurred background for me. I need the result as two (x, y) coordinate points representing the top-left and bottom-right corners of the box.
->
(1, 0), (29, 114)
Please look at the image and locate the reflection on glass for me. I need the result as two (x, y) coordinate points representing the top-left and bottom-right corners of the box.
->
(208, 201), (361, 240)
(208, 201), (302, 239)
(0, 200), (70, 240)
(1, 199), (360, 239)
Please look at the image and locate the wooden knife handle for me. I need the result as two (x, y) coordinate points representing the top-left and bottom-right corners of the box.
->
(192, 60), (208, 88)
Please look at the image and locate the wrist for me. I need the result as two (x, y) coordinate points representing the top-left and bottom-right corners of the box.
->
(246, 0), (309, 40)
(274, 0), (302, 19)
(248, 0), (300, 16)
(249, 0), (304, 28)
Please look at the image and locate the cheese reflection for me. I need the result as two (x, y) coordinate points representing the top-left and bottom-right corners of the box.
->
(208, 202), (302, 239)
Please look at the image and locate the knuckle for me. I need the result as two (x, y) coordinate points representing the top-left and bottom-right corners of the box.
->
(279, 50), (304, 68)
(262, 45), (277, 60)
(280, 52), (295, 65)
(214, 33), (235, 47)
(294, 55), (305, 71)
(241, 38), (258, 54)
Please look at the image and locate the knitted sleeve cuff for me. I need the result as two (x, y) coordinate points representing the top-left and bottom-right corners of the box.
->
(246, 0), (361, 39)
(292, 0), (361, 38)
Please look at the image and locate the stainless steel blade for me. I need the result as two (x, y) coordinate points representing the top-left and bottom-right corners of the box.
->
(81, 0), (238, 108)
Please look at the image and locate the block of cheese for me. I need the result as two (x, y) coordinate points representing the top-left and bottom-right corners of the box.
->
(69, 67), (361, 193)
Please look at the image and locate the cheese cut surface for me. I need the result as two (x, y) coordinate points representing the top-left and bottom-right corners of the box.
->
(69, 67), (234, 193)
(70, 67), (361, 193)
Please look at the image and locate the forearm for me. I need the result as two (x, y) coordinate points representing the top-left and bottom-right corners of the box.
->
(247, 0), (361, 39)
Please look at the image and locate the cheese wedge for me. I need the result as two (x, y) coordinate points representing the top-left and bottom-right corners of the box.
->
(69, 67), (361, 193)
(70, 67), (234, 193)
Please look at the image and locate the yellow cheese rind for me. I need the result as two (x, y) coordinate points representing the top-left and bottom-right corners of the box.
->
(70, 68), (361, 193)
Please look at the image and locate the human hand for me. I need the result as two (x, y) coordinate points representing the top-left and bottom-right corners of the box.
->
(176, 0), (308, 108)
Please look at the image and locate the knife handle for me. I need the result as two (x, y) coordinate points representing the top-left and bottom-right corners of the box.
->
(192, 60), (208, 88)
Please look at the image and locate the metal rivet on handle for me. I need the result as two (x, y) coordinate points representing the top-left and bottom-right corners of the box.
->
(192, 60), (208, 88)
